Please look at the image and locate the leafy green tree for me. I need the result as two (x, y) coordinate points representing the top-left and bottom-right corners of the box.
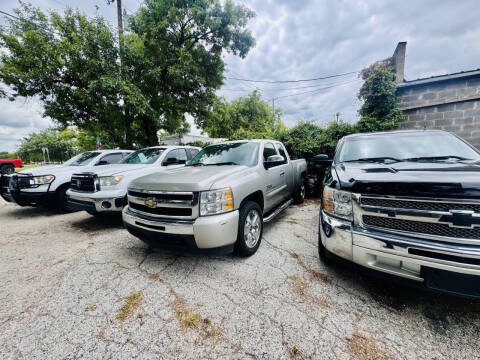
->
(0, 1), (255, 148)
(200, 91), (284, 139)
(17, 128), (77, 162)
(357, 60), (402, 132)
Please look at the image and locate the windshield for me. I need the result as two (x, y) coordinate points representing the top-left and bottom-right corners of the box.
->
(338, 132), (480, 163)
(64, 152), (101, 166)
(188, 142), (259, 166)
(120, 148), (166, 164)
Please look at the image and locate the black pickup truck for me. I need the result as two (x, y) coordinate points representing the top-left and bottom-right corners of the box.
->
(315, 129), (480, 298)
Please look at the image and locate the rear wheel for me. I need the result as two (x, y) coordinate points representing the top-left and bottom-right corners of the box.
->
(293, 179), (306, 204)
(234, 201), (263, 257)
(1, 164), (14, 174)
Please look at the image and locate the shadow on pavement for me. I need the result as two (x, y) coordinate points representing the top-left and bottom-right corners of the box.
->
(70, 213), (124, 233)
(0, 204), (62, 218)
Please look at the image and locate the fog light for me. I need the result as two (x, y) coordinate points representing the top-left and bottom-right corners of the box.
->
(102, 201), (112, 209)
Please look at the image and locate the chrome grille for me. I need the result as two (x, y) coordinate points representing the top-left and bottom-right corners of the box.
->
(361, 197), (480, 213)
(127, 189), (198, 219)
(71, 173), (97, 192)
(358, 195), (480, 243)
(363, 215), (480, 239)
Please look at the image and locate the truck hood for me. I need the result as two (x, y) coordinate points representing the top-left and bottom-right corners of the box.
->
(88, 163), (153, 176)
(18, 165), (66, 175)
(130, 165), (249, 192)
(336, 161), (480, 199)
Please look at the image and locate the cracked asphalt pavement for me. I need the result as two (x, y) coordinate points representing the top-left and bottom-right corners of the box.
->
(1, 197), (479, 359)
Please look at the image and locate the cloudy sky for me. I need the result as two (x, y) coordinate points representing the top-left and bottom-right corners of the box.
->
(1, 0), (480, 151)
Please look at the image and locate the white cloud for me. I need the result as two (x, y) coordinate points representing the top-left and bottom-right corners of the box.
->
(1, 0), (479, 151)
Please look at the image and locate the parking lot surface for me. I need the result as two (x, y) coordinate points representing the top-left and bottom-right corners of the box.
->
(1, 198), (479, 360)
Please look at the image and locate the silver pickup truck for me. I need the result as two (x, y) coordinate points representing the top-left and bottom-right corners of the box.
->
(122, 140), (307, 256)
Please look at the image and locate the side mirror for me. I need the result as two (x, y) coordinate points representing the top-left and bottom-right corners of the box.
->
(162, 157), (180, 166)
(313, 154), (332, 166)
(96, 160), (109, 166)
(264, 155), (285, 169)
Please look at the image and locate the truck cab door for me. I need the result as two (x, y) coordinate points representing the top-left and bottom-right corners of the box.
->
(262, 142), (288, 213)
(162, 149), (188, 169)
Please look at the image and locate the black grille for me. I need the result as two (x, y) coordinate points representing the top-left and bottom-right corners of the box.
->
(128, 190), (194, 203)
(363, 215), (480, 239)
(129, 202), (192, 217)
(71, 174), (96, 192)
(362, 197), (480, 213)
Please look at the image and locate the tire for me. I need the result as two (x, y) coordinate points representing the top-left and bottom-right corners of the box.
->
(55, 185), (70, 213)
(1, 164), (14, 174)
(234, 201), (263, 257)
(318, 211), (330, 263)
(293, 178), (306, 204)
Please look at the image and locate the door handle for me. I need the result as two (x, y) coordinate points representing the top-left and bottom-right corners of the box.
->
(279, 170), (285, 176)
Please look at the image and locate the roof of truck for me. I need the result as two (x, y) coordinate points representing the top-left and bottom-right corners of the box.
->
(343, 129), (448, 139)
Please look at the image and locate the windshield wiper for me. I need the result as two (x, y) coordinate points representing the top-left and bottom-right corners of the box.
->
(404, 155), (471, 162)
(208, 162), (238, 166)
(188, 162), (205, 167)
(343, 157), (403, 163)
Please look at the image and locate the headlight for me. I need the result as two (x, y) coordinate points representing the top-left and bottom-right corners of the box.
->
(323, 186), (353, 220)
(99, 175), (124, 187)
(31, 175), (55, 185)
(200, 188), (234, 216)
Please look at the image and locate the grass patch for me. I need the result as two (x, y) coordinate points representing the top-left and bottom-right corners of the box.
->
(348, 332), (386, 360)
(15, 164), (42, 172)
(170, 290), (222, 343)
(116, 291), (142, 321)
(84, 304), (96, 312)
(282, 340), (305, 360)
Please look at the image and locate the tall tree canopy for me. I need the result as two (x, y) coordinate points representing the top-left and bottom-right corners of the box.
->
(0, 0), (255, 148)
(199, 90), (285, 139)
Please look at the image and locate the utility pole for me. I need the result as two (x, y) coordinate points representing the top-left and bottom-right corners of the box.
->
(335, 112), (341, 123)
(272, 97), (277, 120)
(106, 0), (123, 63)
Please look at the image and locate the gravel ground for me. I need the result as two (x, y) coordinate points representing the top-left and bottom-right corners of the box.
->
(1, 197), (479, 360)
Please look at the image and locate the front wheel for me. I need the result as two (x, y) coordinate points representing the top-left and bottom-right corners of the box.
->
(234, 201), (263, 257)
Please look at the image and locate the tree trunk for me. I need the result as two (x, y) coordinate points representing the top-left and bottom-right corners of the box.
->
(142, 117), (159, 147)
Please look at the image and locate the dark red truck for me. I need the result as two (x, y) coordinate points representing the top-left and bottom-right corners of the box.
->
(0, 159), (23, 174)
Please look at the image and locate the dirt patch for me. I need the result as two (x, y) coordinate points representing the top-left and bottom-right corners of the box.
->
(282, 340), (305, 360)
(297, 198), (322, 207)
(286, 219), (298, 225)
(348, 331), (386, 360)
(147, 272), (161, 281)
(288, 275), (329, 308)
(289, 251), (331, 283)
(116, 291), (142, 321)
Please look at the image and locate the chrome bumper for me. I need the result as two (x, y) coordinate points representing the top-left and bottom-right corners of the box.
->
(122, 206), (239, 249)
(67, 193), (125, 212)
(320, 211), (480, 281)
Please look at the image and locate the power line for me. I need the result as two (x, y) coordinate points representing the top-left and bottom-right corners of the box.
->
(0, 10), (19, 20)
(273, 79), (360, 101)
(225, 70), (359, 84)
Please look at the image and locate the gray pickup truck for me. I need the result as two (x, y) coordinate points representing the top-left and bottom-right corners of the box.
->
(122, 140), (307, 256)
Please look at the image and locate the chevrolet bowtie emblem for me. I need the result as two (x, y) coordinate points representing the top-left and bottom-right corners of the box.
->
(144, 198), (157, 208)
(439, 210), (480, 228)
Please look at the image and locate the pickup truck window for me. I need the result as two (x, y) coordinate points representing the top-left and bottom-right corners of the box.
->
(166, 149), (187, 161)
(338, 132), (480, 163)
(188, 142), (259, 166)
(98, 153), (123, 165)
(65, 152), (101, 166)
(120, 148), (166, 164)
(275, 143), (288, 162)
(263, 143), (277, 160)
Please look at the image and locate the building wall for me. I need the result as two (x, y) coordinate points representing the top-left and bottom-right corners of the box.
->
(396, 76), (480, 149)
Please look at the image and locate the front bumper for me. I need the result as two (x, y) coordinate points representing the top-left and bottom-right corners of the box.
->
(66, 189), (126, 213)
(320, 210), (480, 298)
(0, 174), (54, 206)
(122, 206), (239, 253)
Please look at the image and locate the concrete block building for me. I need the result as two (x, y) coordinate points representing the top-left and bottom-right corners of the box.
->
(393, 42), (480, 149)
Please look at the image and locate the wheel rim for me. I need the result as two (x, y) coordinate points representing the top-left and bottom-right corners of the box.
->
(300, 183), (305, 200)
(244, 209), (261, 248)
